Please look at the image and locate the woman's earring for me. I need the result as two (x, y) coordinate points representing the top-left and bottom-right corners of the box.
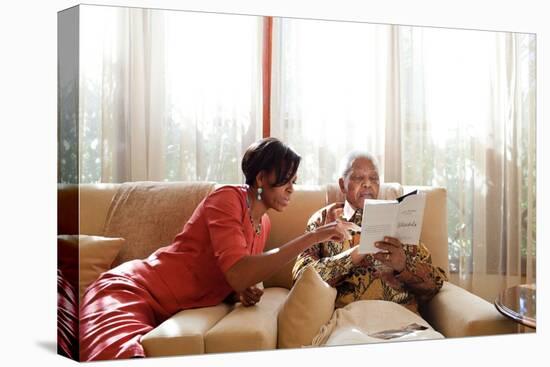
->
(257, 187), (263, 201)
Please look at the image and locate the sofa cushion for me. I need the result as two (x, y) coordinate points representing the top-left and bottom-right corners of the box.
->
(205, 287), (288, 353)
(277, 266), (337, 349)
(141, 303), (233, 357)
(103, 181), (216, 266)
(58, 235), (125, 301)
(312, 300), (443, 346)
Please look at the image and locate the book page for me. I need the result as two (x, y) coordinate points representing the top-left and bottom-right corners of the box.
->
(359, 200), (398, 254)
(394, 192), (426, 245)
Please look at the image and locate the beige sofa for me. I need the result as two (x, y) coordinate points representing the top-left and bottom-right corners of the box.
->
(58, 181), (517, 357)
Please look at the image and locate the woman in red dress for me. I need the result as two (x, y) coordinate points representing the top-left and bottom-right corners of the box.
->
(79, 137), (356, 361)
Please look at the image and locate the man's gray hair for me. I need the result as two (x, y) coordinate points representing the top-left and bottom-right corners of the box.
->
(339, 151), (379, 178)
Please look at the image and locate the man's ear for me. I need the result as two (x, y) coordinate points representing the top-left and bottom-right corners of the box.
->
(338, 177), (346, 193)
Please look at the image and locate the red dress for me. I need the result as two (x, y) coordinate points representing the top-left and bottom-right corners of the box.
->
(79, 186), (270, 361)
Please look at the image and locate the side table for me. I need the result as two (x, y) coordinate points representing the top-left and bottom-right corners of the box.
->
(494, 283), (536, 329)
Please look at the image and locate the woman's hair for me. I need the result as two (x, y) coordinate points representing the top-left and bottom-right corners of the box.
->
(241, 137), (301, 187)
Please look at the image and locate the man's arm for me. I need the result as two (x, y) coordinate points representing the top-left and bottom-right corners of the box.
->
(394, 243), (447, 303)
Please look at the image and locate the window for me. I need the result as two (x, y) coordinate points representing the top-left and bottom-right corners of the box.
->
(79, 7), (263, 183)
(75, 8), (536, 280)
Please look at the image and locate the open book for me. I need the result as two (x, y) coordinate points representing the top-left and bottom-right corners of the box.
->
(358, 190), (426, 254)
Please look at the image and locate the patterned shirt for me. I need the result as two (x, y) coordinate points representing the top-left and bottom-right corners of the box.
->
(292, 203), (447, 313)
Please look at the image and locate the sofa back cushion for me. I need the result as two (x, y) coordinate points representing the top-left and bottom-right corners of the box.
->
(326, 182), (404, 203)
(71, 181), (448, 283)
(79, 184), (119, 235)
(264, 182), (448, 288)
(102, 181), (216, 266)
(404, 186), (449, 275)
(58, 183), (119, 236)
(325, 183), (448, 275)
(57, 184), (79, 235)
(263, 186), (327, 288)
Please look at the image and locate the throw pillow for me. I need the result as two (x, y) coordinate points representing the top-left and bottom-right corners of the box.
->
(277, 266), (336, 348)
(57, 235), (79, 287)
(58, 235), (125, 301)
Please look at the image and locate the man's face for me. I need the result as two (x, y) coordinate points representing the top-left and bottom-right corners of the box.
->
(339, 157), (380, 210)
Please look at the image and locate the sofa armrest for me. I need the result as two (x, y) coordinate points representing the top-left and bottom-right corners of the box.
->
(420, 281), (518, 337)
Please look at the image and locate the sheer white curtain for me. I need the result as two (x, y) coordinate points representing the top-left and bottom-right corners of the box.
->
(271, 18), (536, 301)
(270, 18), (390, 183)
(79, 7), (262, 183)
(398, 27), (536, 299)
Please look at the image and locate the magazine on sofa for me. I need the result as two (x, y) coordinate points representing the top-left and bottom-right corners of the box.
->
(358, 190), (426, 254)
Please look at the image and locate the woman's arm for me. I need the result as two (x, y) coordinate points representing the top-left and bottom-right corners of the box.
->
(224, 221), (356, 292)
(292, 208), (358, 288)
(293, 244), (357, 287)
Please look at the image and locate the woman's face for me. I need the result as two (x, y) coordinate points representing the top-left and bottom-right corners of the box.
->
(259, 171), (297, 212)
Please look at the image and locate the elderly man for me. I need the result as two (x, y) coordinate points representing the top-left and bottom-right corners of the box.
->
(292, 152), (446, 313)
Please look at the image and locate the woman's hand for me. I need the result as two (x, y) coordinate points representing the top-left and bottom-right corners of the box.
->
(238, 285), (264, 307)
(373, 236), (406, 273)
(313, 220), (361, 244)
(224, 220), (359, 293)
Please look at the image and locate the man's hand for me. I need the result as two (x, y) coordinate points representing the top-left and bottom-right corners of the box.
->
(373, 236), (406, 273)
(238, 285), (264, 307)
(350, 245), (367, 265)
(325, 202), (345, 224)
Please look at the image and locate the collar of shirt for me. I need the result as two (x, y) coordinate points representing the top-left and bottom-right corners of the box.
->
(343, 200), (360, 222)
